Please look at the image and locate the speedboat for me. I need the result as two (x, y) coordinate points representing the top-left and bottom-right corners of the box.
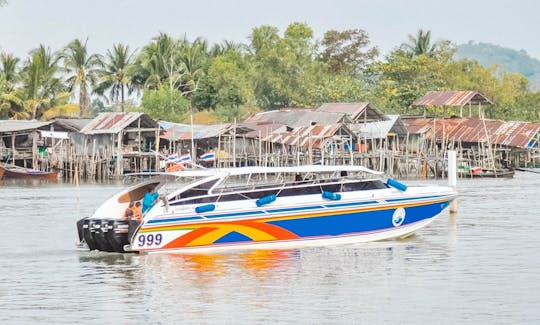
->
(76, 165), (456, 254)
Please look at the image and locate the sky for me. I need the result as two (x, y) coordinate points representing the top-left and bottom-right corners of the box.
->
(1, 0), (540, 60)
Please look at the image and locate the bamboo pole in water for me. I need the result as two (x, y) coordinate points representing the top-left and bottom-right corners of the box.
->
(448, 150), (458, 213)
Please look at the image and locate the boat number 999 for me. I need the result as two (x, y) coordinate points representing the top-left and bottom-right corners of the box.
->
(137, 234), (162, 247)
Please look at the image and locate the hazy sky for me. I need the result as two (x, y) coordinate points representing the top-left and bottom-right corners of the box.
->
(1, 0), (540, 59)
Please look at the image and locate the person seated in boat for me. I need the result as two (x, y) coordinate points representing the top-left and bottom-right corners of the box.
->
(142, 189), (159, 214)
(124, 201), (135, 220)
(132, 201), (143, 222)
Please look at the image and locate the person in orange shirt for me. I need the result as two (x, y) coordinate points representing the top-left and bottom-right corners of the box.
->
(132, 201), (143, 222)
(124, 202), (135, 220)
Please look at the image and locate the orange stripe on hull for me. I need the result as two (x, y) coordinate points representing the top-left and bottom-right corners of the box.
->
(162, 227), (216, 249)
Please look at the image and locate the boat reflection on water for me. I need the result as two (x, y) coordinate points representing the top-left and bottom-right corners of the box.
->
(160, 249), (301, 278)
(77, 249), (301, 286)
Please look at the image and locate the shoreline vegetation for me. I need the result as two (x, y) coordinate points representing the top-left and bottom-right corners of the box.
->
(0, 25), (539, 123)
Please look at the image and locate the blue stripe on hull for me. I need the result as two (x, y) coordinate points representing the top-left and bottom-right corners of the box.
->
(266, 201), (448, 238)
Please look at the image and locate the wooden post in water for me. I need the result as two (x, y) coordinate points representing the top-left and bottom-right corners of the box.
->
(448, 150), (458, 213)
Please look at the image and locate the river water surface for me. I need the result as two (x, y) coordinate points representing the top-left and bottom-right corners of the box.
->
(1, 172), (539, 324)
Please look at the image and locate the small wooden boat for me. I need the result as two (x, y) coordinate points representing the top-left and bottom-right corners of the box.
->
(0, 164), (58, 181)
(472, 168), (515, 178)
(458, 165), (515, 178)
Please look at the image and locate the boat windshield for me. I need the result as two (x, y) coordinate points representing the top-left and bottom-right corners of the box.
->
(164, 169), (385, 205)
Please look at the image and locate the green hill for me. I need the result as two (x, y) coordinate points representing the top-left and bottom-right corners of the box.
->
(456, 41), (540, 89)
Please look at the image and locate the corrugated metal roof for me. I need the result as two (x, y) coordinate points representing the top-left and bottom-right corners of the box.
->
(239, 122), (288, 139)
(263, 124), (355, 149)
(317, 102), (388, 122)
(160, 122), (255, 141)
(0, 120), (53, 133)
(412, 91), (493, 107)
(245, 108), (351, 128)
(401, 117), (433, 134)
(80, 112), (158, 134)
(354, 115), (408, 139)
(54, 118), (93, 131)
(402, 117), (540, 148)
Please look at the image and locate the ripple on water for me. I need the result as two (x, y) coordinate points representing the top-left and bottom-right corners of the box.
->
(1, 175), (540, 324)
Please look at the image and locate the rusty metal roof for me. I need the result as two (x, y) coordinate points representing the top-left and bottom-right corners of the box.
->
(263, 124), (356, 149)
(412, 91), (493, 107)
(239, 122), (289, 139)
(80, 112), (158, 134)
(402, 117), (540, 148)
(401, 117), (433, 134)
(316, 102), (388, 122)
(245, 108), (351, 127)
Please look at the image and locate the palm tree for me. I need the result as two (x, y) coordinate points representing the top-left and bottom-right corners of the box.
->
(209, 40), (244, 57)
(18, 45), (66, 119)
(95, 43), (136, 112)
(0, 52), (20, 118)
(63, 39), (102, 117)
(401, 29), (438, 57)
(136, 33), (180, 90)
(0, 52), (20, 91)
(177, 37), (208, 96)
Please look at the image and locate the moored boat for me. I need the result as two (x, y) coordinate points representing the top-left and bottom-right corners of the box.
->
(0, 164), (58, 181)
(76, 165), (457, 254)
(458, 166), (515, 178)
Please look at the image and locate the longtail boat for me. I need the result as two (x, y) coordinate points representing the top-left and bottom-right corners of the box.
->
(0, 164), (58, 181)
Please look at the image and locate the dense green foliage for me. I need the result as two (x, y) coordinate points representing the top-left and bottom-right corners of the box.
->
(1, 24), (539, 121)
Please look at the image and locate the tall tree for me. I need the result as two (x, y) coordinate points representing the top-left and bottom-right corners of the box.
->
(95, 43), (136, 112)
(177, 36), (208, 97)
(20, 45), (66, 119)
(63, 39), (102, 117)
(320, 29), (379, 75)
(0, 52), (20, 91)
(249, 22), (325, 109)
(401, 29), (438, 57)
(0, 52), (20, 118)
(366, 49), (449, 113)
(136, 33), (183, 90)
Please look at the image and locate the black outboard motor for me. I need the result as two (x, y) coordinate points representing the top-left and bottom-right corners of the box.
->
(76, 217), (88, 245)
(81, 218), (98, 251)
(93, 219), (115, 252)
(105, 219), (130, 253)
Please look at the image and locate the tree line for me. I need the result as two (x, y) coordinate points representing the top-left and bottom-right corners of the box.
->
(1, 23), (539, 122)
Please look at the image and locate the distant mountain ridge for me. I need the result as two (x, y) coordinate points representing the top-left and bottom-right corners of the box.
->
(455, 41), (540, 89)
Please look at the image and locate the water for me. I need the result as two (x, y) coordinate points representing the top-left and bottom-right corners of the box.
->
(1, 172), (539, 324)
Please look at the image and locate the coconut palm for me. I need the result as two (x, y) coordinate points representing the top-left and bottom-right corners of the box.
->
(0, 52), (20, 118)
(136, 33), (181, 90)
(95, 43), (136, 112)
(177, 36), (208, 96)
(0, 52), (20, 91)
(17, 45), (66, 119)
(401, 29), (438, 57)
(63, 38), (102, 117)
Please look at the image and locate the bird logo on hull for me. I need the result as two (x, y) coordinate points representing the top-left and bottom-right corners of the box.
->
(392, 208), (406, 227)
